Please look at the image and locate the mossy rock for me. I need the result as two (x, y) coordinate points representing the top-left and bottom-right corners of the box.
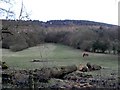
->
(2, 62), (8, 69)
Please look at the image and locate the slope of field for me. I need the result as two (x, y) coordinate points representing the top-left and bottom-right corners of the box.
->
(2, 43), (118, 70)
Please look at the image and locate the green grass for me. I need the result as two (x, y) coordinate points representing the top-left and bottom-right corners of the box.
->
(1, 43), (118, 70)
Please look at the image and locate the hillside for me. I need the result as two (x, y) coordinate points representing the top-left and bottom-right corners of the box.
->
(46, 20), (117, 27)
(1, 19), (119, 54)
(1, 19), (117, 27)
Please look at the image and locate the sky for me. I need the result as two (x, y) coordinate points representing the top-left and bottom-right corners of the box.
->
(0, 0), (119, 25)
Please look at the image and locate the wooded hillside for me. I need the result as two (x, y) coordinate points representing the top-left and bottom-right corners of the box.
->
(1, 20), (119, 54)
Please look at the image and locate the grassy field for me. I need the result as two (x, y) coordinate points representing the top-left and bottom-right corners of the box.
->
(2, 43), (118, 71)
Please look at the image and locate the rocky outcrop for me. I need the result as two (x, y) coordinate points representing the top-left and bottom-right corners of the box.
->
(33, 65), (77, 81)
(78, 64), (89, 72)
(2, 65), (77, 87)
(48, 78), (94, 89)
(86, 63), (102, 71)
(78, 63), (102, 72)
(2, 66), (119, 89)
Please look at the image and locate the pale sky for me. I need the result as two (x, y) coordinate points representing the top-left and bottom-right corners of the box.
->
(0, 0), (119, 25)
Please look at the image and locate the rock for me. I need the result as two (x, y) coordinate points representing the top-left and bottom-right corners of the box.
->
(49, 78), (70, 88)
(28, 71), (34, 88)
(92, 64), (101, 70)
(81, 66), (88, 72)
(63, 71), (81, 81)
(86, 63), (92, 71)
(31, 59), (40, 62)
(86, 63), (102, 71)
(33, 68), (51, 83)
(49, 78), (94, 89)
(60, 65), (77, 74)
(31, 59), (48, 62)
(2, 67), (119, 89)
(78, 64), (84, 70)
(33, 65), (77, 82)
(12, 72), (29, 86)
(2, 73), (12, 84)
(50, 65), (77, 78)
(2, 62), (8, 70)
(78, 64), (88, 72)
(50, 67), (62, 78)
(64, 71), (93, 81)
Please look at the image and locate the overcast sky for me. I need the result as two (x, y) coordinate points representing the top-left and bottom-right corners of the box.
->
(0, 0), (119, 25)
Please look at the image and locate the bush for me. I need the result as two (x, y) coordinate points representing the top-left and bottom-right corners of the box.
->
(10, 43), (28, 51)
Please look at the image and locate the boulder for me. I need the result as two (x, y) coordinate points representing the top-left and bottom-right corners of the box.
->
(86, 63), (92, 71)
(78, 64), (88, 72)
(86, 63), (102, 71)
(51, 65), (77, 78)
(50, 67), (62, 78)
(2, 62), (8, 70)
(92, 64), (102, 70)
(33, 65), (77, 82)
(81, 66), (88, 72)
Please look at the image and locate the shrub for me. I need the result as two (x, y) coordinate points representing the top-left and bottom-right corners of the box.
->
(10, 43), (28, 51)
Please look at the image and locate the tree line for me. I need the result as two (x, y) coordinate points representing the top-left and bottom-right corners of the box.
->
(1, 20), (119, 54)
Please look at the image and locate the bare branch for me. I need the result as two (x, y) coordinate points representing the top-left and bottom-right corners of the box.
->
(19, 0), (30, 20)
(1, 0), (10, 3)
(0, 0), (30, 20)
(0, 8), (14, 14)
(0, 0), (12, 5)
(19, 0), (23, 20)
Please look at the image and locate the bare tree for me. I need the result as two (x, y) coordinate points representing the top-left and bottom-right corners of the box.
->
(0, 0), (15, 19)
(0, 0), (30, 20)
(18, 0), (30, 20)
